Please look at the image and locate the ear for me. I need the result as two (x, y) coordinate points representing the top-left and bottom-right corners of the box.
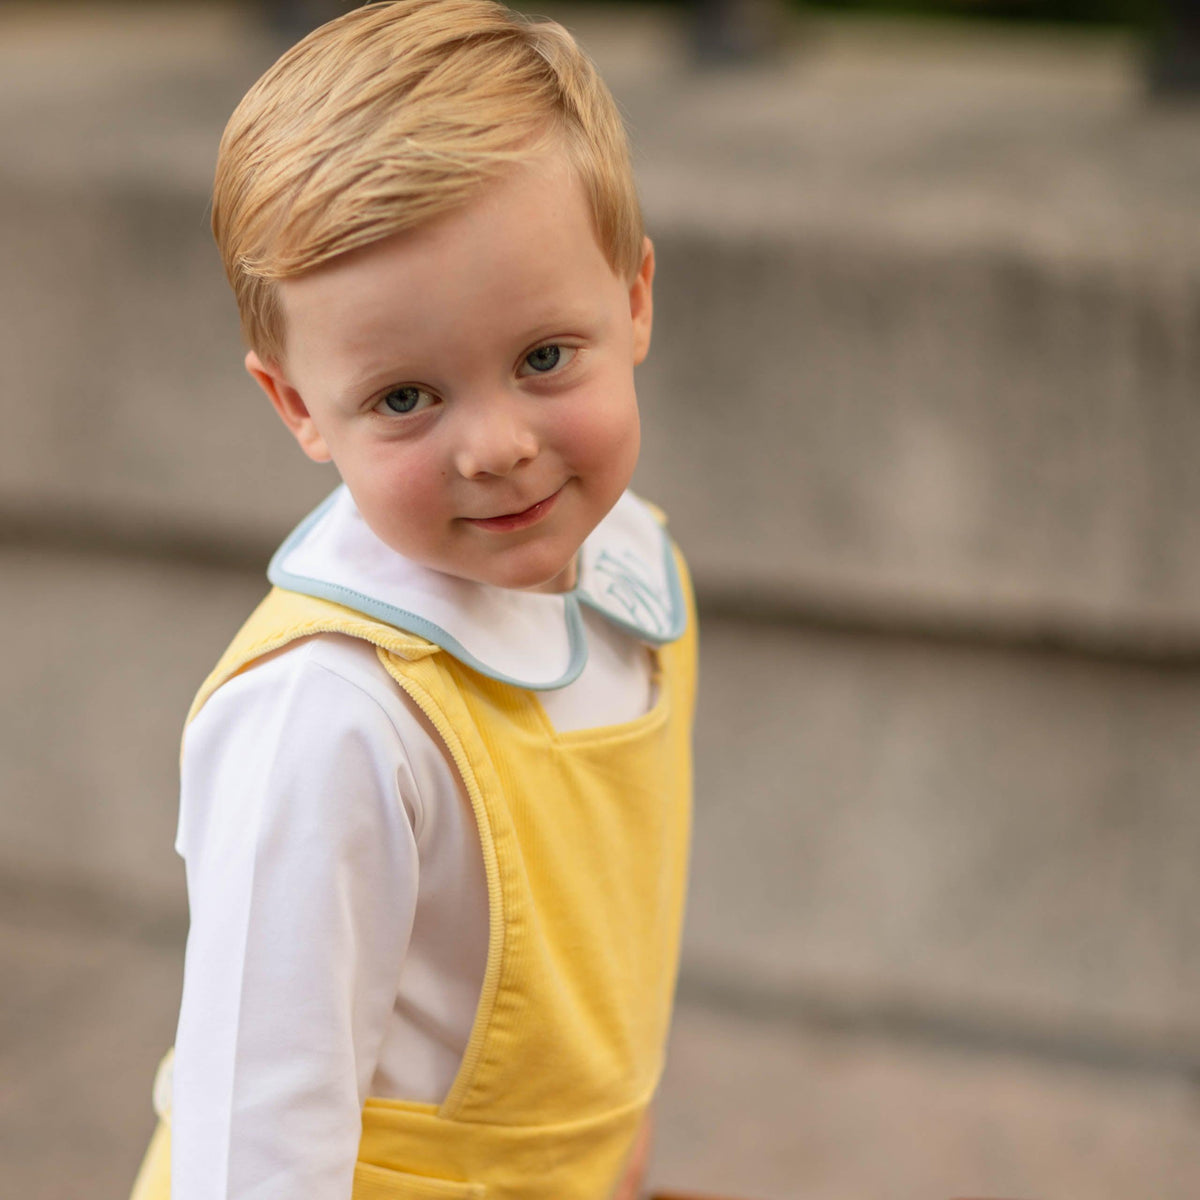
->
(629, 236), (655, 366)
(245, 350), (332, 464)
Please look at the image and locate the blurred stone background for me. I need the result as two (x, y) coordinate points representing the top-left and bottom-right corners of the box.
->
(3, 2), (1200, 1197)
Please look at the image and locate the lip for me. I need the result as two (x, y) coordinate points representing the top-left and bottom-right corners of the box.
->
(463, 485), (564, 532)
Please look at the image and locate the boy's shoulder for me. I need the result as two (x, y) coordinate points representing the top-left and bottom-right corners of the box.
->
(196, 631), (395, 712)
(185, 583), (437, 730)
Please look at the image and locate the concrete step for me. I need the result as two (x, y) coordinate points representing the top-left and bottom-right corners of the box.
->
(3, 6), (1200, 651)
(651, 999), (1200, 1200)
(686, 612), (1200, 1059)
(5, 544), (1200, 1059)
(0, 546), (258, 914)
(4, 894), (1199, 1200)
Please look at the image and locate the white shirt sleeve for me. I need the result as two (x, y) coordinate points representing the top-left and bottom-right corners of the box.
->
(171, 636), (422, 1200)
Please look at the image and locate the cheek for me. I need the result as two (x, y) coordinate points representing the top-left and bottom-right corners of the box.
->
(358, 439), (438, 496)
(345, 441), (449, 538)
(559, 386), (640, 474)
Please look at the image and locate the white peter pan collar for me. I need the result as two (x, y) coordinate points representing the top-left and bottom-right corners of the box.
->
(267, 486), (687, 691)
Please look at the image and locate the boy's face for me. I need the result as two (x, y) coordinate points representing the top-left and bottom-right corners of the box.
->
(248, 155), (653, 594)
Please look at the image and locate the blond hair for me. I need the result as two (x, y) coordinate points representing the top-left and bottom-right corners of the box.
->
(212, 0), (643, 361)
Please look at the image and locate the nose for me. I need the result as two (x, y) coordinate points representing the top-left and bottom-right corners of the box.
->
(452, 398), (539, 479)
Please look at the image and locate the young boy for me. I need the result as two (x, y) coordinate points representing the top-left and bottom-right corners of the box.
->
(130, 2), (696, 1198)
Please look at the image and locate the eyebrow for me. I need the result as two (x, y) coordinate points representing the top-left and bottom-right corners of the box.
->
(323, 339), (433, 402)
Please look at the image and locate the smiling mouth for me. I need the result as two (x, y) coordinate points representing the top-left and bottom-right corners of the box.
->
(464, 486), (565, 532)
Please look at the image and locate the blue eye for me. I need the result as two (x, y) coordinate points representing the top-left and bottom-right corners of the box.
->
(525, 345), (561, 373)
(376, 385), (434, 415)
(521, 344), (576, 376)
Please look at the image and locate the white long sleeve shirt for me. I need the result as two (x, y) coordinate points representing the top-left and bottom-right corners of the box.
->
(169, 487), (681, 1200)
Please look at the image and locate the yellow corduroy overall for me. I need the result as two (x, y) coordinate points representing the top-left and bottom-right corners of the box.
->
(131, 560), (696, 1200)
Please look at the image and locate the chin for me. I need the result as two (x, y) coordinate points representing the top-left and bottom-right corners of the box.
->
(483, 549), (576, 594)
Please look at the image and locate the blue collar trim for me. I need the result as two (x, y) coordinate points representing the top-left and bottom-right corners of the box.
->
(266, 487), (685, 691)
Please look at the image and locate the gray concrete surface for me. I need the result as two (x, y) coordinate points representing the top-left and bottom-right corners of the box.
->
(7, 893), (1200, 1200)
(6, 545), (1200, 1197)
(7, 543), (1200, 1055)
(653, 1000), (1200, 1200)
(0, 893), (183, 1200)
(686, 616), (1200, 1056)
(0, 545), (251, 911)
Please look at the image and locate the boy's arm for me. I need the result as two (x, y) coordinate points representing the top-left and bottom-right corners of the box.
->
(171, 640), (422, 1200)
(612, 1107), (653, 1200)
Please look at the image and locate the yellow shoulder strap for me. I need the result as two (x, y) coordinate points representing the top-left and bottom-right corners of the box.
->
(186, 586), (440, 727)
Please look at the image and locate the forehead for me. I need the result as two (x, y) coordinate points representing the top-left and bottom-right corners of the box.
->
(277, 158), (621, 378)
